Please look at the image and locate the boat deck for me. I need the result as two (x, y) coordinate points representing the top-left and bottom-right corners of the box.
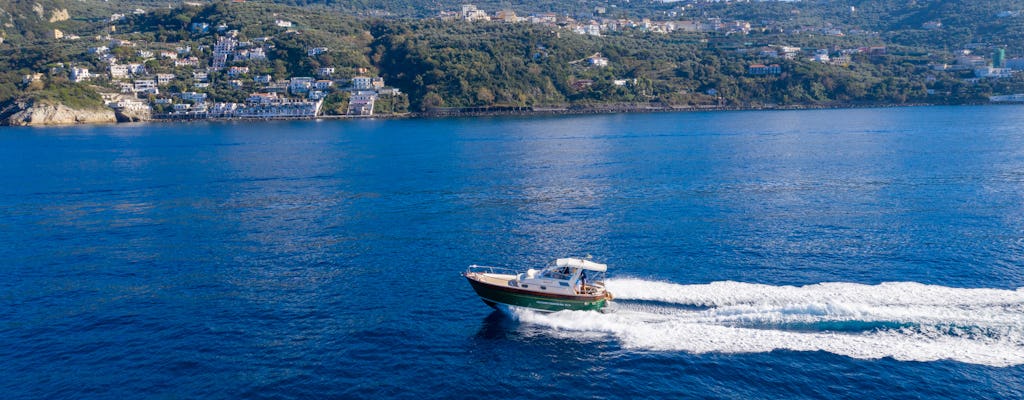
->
(467, 272), (515, 286)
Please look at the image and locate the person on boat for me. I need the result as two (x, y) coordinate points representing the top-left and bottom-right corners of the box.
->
(578, 271), (587, 294)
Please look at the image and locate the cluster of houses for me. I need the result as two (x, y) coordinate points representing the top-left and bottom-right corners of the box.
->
(932, 49), (1024, 81)
(36, 18), (402, 119)
(441, 4), (753, 36)
(155, 73), (398, 120)
(742, 45), (1024, 83)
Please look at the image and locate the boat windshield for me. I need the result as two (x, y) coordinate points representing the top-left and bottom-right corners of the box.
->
(539, 265), (575, 280)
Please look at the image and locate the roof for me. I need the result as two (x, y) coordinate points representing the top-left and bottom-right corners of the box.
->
(555, 258), (607, 272)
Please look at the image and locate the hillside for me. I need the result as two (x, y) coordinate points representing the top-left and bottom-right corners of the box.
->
(3, 0), (1024, 118)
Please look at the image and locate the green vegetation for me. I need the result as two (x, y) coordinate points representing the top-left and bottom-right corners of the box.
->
(30, 82), (106, 109)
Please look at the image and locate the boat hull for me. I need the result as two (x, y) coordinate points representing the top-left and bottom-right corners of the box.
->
(464, 274), (608, 312)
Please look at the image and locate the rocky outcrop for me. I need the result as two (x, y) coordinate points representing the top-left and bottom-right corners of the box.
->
(32, 2), (44, 19)
(49, 8), (68, 22)
(0, 99), (116, 126)
(114, 106), (152, 123)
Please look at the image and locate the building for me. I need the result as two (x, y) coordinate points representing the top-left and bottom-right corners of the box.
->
(957, 54), (987, 68)
(347, 90), (377, 116)
(351, 76), (385, 90)
(240, 47), (266, 61)
(317, 67), (335, 78)
(178, 92), (208, 103)
(289, 77), (315, 94)
(156, 73), (176, 85)
(227, 66), (250, 77)
(23, 73), (43, 85)
(313, 80), (334, 90)
(175, 57), (200, 67)
(975, 67), (1013, 78)
(247, 92), (281, 105)
(748, 64), (782, 75)
(990, 94), (1024, 102)
(134, 79), (158, 95)
(71, 67), (93, 82)
(461, 5), (490, 21)
(495, 10), (520, 23)
(109, 64), (131, 79)
(588, 53), (609, 67)
(994, 48), (1006, 68)
(1005, 57), (1024, 71)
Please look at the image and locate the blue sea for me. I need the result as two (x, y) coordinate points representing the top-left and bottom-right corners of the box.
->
(3, 106), (1024, 399)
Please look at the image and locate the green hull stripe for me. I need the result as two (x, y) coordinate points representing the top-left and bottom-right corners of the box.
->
(467, 278), (606, 311)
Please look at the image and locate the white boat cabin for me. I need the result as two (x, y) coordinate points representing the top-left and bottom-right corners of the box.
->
(510, 258), (607, 295)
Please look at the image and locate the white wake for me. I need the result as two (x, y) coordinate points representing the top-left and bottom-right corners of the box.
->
(511, 279), (1024, 367)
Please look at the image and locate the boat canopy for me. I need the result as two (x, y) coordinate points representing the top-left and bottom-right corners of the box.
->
(555, 258), (607, 272)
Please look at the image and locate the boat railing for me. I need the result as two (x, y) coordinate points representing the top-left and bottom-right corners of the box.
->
(465, 265), (519, 276)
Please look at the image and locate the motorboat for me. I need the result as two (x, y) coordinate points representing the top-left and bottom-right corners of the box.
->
(463, 258), (613, 312)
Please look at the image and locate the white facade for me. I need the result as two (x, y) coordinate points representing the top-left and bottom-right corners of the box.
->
(351, 76), (384, 90)
(71, 67), (92, 82)
(109, 64), (131, 79)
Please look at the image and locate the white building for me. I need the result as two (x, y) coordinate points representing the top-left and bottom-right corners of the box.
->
(178, 92), (208, 103)
(461, 5), (490, 21)
(134, 79), (158, 95)
(71, 67), (93, 82)
(317, 67), (335, 78)
(289, 77), (315, 94)
(313, 80), (334, 90)
(348, 90), (378, 116)
(175, 57), (200, 67)
(227, 66), (250, 77)
(247, 92), (281, 104)
(156, 73), (176, 85)
(351, 76), (384, 90)
(975, 67), (1013, 78)
(588, 54), (609, 67)
(109, 64), (131, 79)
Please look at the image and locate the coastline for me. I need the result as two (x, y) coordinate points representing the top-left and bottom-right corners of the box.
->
(2, 100), (997, 127)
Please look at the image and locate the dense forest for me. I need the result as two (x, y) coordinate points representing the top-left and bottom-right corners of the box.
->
(2, 0), (1024, 112)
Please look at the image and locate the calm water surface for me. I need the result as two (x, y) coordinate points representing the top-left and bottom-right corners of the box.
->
(2, 106), (1024, 398)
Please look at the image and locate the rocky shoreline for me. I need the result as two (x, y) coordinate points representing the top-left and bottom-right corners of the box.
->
(0, 99), (117, 126)
(0, 100), (992, 127)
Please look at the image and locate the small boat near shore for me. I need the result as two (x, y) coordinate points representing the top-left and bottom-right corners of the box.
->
(463, 258), (613, 312)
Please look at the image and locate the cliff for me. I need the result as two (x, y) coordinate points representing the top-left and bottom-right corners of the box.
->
(114, 106), (152, 123)
(0, 99), (117, 126)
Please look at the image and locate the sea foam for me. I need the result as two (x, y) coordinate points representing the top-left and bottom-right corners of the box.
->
(511, 279), (1024, 367)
